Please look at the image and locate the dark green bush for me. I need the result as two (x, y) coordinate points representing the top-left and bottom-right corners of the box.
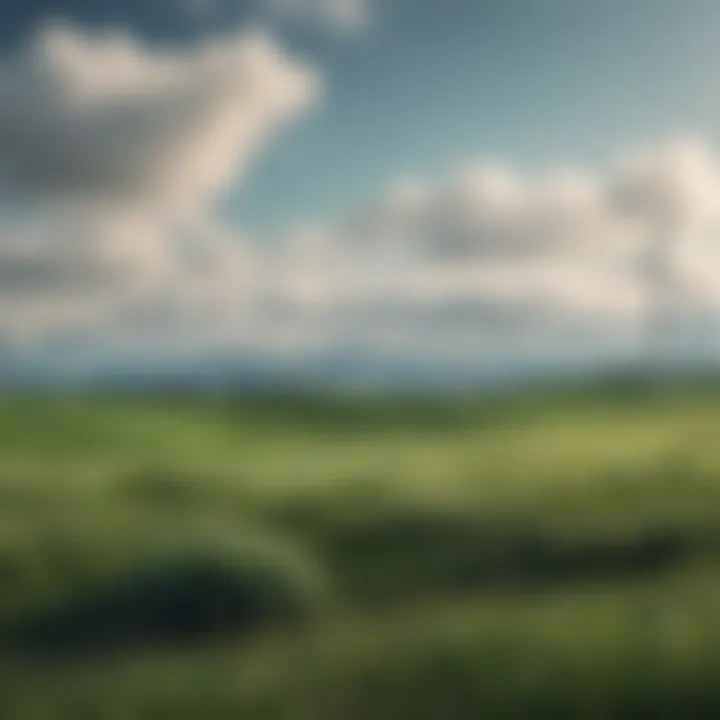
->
(8, 545), (328, 657)
(316, 507), (693, 604)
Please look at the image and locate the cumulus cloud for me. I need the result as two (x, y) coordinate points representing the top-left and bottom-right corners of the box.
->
(0, 22), (318, 348)
(0, 21), (319, 216)
(255, 135), (720, 371)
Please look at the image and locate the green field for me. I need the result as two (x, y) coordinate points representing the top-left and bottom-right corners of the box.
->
(2, 382), (720, 718)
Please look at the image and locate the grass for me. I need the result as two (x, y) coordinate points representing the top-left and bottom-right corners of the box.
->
(2, 381), (720, 716)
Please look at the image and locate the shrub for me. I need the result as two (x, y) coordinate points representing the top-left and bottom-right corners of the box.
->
(9, 543), (329, 657)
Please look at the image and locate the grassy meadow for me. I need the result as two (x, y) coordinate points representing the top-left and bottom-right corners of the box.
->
(2, 380), (720, 717)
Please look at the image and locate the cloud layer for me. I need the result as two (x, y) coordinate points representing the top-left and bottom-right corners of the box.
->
(273, 137), (720, 369)
(1, 23), (720, 379)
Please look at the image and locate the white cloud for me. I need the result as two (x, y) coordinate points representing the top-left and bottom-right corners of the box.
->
(0, 22), (319, 349)
(253, 135), (720, 370)
(0, 21), (319, 217)
(612, 137), (720, 227)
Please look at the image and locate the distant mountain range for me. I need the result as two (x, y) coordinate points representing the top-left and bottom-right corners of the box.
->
(0, 349), (678, 392)
(1, 341), (719, 393)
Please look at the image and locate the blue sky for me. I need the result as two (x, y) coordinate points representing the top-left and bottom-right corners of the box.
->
(237, 0), (720, 230)
(5, 0), (720, 230)
(2, 1), (720, 381)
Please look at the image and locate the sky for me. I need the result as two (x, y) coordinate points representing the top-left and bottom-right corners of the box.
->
(2, 0), (720, 383)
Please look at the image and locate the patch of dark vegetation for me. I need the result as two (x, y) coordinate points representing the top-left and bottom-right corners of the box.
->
(120, 373), (720, 435)
(226, 391), (483, 435)
(311, 509), (695, 604)
(5, 548), (327, 659)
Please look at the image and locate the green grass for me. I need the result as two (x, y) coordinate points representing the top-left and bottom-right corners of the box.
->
(2, 382), (720, 716)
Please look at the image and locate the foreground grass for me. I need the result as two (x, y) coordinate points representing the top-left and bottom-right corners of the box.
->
(4, 568), (720, 719)
(2, 382), (720, 716)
